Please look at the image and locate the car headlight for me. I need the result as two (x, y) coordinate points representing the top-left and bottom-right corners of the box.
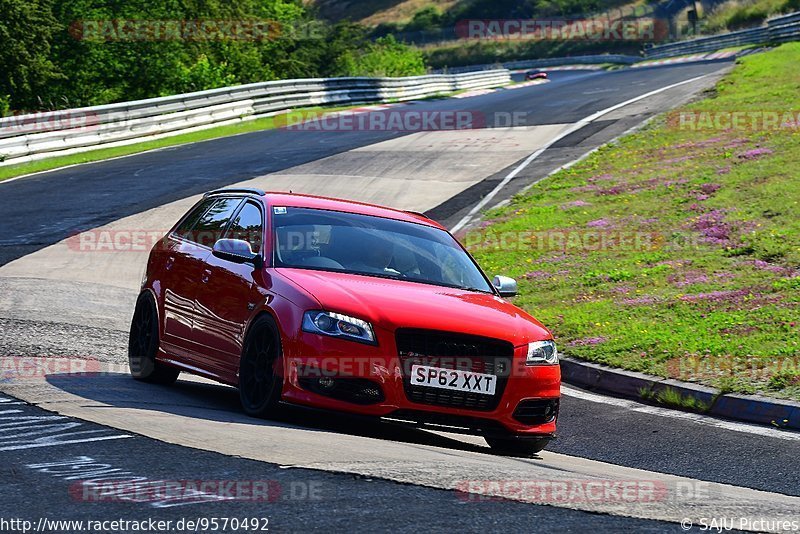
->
(302, 311), (376, 345)
(526, 340), (558, 365)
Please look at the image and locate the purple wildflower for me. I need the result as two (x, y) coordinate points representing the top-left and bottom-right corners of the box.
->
(571, 184), (602, 194)
(668, 271), (709, 287)
(687, 203), (707, 213)
(560, 200), (592, 209)
(748, 259), (793, 275)
(621, 295), (662, 305)
(737, 148), (773, 160)
(693, 209), (733, 244)
(586, 218), (615, 228)
(599, 185), (625, 195)
(523, 270), (549, 279)
(723, 138), (750, 149)
(679, 289), (755, 303)
(700, 183), (722, 194)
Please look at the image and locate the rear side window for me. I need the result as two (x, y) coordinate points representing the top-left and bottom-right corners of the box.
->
(225, 201), (264, 253)
(180, 197), (242, 247)
(174, 198), (215, 240)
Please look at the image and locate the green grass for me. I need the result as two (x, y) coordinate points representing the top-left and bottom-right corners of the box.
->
(640, 387), (711, 412)
(0, 105), (356, 182)
(469, 43), (800, 399)
(704, 0), (800, 32)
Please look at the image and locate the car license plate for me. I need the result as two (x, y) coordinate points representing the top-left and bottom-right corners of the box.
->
(410, 365), (497, 395)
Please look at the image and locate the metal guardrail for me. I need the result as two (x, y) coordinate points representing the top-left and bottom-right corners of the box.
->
(438, 55), (640, 74)
(0, 70), (510, 165)
(644, 10), (800, 58)
(502, 55), (641, 69)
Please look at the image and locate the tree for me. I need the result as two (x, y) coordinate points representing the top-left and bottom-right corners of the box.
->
(0, 0), (62, 111)
(334, 35), (426, 77)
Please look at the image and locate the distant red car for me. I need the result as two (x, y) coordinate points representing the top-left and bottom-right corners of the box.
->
(525, 69), (548, 80)
(129, 189), (560, 456)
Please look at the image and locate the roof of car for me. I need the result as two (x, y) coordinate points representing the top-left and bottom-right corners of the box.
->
(205, 189), (445, 230)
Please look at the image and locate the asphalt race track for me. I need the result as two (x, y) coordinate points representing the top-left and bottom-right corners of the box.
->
(2, 60), (799, 532)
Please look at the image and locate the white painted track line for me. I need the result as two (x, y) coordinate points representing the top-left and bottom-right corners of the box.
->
(562, 386), (800, 442)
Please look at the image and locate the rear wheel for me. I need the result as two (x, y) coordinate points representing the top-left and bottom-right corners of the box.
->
(485, 435), (551, 457)
(128, 292), (179, 385)
(239, 315), (282, 418)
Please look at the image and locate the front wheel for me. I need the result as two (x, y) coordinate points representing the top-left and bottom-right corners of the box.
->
(128, 292), (179, 385)
(485, 435), (551, 457)
(238, 315), (283, 418)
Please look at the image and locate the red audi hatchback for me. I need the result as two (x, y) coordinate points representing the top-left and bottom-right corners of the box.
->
(129, 188), (560, 456)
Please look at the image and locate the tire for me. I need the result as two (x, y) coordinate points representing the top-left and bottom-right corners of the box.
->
(238, 314), (283, 418)
(485, 435), (551, 457)
(128, 292), (180, 385)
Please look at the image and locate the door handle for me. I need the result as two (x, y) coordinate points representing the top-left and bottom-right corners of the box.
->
(201, 269), (211, 283)
(166, 256), (175, 270)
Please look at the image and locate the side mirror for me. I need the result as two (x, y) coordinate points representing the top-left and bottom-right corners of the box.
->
(212, 239), (263, 269)
(493, 275), (518, 297)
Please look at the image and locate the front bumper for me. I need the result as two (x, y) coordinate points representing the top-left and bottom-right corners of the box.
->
(280, 329), (560, 436)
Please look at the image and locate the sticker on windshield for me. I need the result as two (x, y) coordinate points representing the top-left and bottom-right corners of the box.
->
(273, 207), (287, 215)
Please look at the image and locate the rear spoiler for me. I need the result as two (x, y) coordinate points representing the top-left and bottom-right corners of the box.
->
(203, 187), (266, 198)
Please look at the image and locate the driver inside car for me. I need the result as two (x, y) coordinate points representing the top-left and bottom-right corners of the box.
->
(348, 231), (401, 276)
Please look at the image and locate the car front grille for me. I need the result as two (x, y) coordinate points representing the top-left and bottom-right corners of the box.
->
(395, 328), (514, 411)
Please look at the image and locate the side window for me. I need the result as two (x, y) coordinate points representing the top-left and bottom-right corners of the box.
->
(190, 197), (242, 247)
(225, 201), (264, 253)
(173, 198), (215, 240)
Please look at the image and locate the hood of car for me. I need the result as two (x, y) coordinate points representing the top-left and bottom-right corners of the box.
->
(277, 268), (551, 347)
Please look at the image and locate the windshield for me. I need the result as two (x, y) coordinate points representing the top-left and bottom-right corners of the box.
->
(272, 207), (493, 293)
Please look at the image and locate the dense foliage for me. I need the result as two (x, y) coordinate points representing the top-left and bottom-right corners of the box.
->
(424, 39), (640, 69)
(371, 0), (637, 37)
(0, 0), (426, 112)
(704, 0), (800, 32)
